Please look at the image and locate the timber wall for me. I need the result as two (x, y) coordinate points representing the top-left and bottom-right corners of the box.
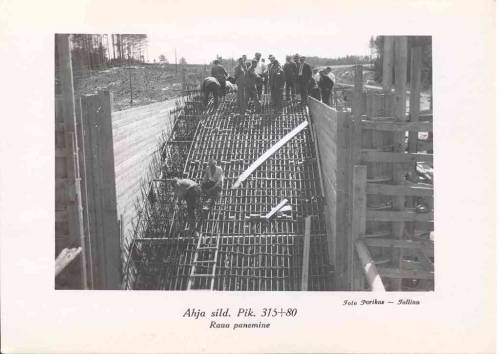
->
(308, 98), (350, 290)
(112, 99), (178, 250)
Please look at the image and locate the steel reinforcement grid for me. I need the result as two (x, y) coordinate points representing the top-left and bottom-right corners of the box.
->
(124, 92), (333, 291)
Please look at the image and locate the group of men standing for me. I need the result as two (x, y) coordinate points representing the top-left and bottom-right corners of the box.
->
(201, 53), (336, 113)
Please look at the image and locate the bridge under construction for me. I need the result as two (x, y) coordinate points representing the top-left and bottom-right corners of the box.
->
(122, 94), (333, 290)
(55, 35), (434, 292)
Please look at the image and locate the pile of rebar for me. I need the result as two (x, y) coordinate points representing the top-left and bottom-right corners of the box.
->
(124, 92), (333, 291)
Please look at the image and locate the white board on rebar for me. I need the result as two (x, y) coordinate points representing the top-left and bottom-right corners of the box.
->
(231, 120), (309, 189)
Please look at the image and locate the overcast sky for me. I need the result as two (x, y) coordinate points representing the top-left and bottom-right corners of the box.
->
(145, 18), (373, 65)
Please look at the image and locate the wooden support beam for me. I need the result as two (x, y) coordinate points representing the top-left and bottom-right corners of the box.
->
(366, 210), (433, 222)
(80, 90), (122, 289)
(231, 120), (308, 189)
(363, 238), (433, 251)
(361, 151), (433, 164)
(366, 182), (433, 197)
(301, 216), (312, 291)
(409, 46), (423, 153)
(377, 267), (434, 280)
(55, 34), (88, 289)
(350, 165), (367, 290)
(265, 199), (289, 220)
(391, 36), (408, 291)
(355, 240), (385, 291)
(361, 120), (432, 132)
(382, 36), (394, 92)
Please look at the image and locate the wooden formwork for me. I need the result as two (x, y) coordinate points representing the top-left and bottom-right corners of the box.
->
(350, 36), (434, 291)
(308, 36), (433, 291)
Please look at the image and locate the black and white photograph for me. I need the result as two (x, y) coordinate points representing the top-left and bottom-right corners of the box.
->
(55, 34), (434, 291)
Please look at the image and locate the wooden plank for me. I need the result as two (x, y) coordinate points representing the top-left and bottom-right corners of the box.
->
(366, 182), (433, 197)
(382, 36), (394, 92)
(361, 151), (433, 163)
(301, 216), (312, 291)
(56, 210), (67, 223)
(355, 240), (385, 291)
(409, 46), (423, 153)
(350, 165), (367, 290)
(377, 267), (434, 280)
(366, 210), (433, 222)
(361, 120), (432, 132)
(391, 36), (408, 291)
(264, 199), (289, 220)
(363, 238), (433, 251)
(80, 91), (121, 289)
(231, 120), (308, 189)
(55, 247), (82, 277)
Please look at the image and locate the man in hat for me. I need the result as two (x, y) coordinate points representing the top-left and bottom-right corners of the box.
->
(283, 55), (298, 101)
(318, 68), (334, 105)
(297, 56), (312, 104)
(210, 59), (228, 97)
(172, 177), (202, 233)
(201, 159), (224, 208)
(201, 76), (221, 109)
(245, 59), (262, 112)
(254, 52), (266, 99)
(234, 57), (247, 113)
(266, 55), (274, 94)
(269, 58), (284, 111)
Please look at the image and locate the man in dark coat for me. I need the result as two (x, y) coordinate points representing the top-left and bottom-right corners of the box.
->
(245, 60), (262, 112)
(201, 76), (221, 108)
(283, 55), (298, 101)
(210, 60), (228, 96)
(297, 56), (312, 104)
(269, 58), (284, 111)
(318, 69), (334, 105)
(234, 57), (247, 113)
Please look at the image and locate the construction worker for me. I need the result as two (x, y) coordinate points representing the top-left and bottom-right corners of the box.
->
(297, 56), (312, 105)
(318, 69), (334, 105)
(269, 58), (284, 111)
(254, 53), (266, 99)
(201, 76), (221, 109)
(172, 178), (202, 233)
(201, 159), (224, 208)
(234, 57), (247, 113)
(266, 55), (274, 94)
(261, 58), (268, 94)
(210, 59), (228, 96)
(283, 55), (298, 101)
(245, 60), (262, 112)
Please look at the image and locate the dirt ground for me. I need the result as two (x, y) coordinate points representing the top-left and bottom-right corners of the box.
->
(74, 63), (207, 111)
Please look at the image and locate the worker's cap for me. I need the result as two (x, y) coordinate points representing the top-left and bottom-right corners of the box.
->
(252, 59), (258, 63)
(268, 54), (274, 59)
(285, 55), (291, 60)
(293, 53), (300, 59)
(255, 52), (261, 56)
(300, 56), (306, 60)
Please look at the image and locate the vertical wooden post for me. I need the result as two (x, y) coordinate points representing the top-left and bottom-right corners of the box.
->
(350, 165), (367, 290)
(80, 90), (122, 289)
(55, 34), (88, 289)
(409, 46), (422, 153)
(382, 36), (394, 92)
(391, 36), (408, 291)
(301, 216), (312, 291)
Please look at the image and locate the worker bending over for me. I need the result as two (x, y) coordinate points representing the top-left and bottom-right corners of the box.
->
(210, 60), (228, 96)
(201, 76), (221, 109)
(202, 159), (224, 208)
(172, 178), (202, 234)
